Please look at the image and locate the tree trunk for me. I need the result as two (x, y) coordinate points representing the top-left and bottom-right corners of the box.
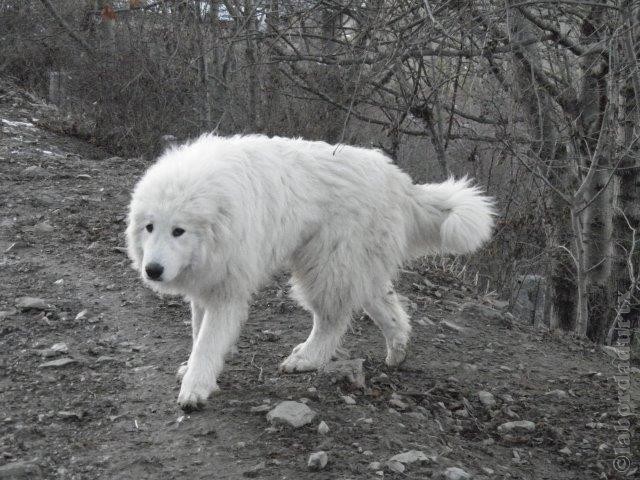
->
(578, 4), (614, 340)
(243, 0), (259, 132)
(507, 3), (573, 331)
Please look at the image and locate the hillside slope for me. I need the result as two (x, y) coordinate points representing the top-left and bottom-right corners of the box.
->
(0, 82), (637, 479)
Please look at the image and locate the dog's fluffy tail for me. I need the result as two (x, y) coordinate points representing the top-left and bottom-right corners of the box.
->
(408, 178), (495, 256)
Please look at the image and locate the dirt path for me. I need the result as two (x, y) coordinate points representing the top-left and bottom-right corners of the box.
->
(0, 85), (637, 479)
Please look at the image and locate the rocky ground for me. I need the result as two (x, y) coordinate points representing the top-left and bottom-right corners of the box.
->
(0, 81), (638, 479)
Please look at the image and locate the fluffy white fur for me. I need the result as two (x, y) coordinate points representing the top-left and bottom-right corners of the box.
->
(126, 134), (494, 410)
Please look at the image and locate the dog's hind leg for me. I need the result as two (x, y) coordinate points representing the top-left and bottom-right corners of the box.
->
(363, 285), (411, 367)
(177, 300), (205, 380)
(279, 309), (349, 373)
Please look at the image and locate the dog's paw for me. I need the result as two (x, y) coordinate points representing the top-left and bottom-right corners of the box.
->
(279, 345), (325, 373)
(176, 362), (188, 381)
(385, 342), (408, 368)
(177, 379), (219, 412)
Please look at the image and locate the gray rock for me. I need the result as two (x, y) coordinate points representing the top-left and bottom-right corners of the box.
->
(307, 451), (328, 470)
(321, 358), (365, 388)
(341, 395), (356, 405)
(386, 460), (405, 473)
(477, 390), (496, 408)
(440, 320), (465, 333)
(242, 461), (266, 478)
(266, 401), (316, 428)
(406, 411), (427, 421)
(559, 447), (572, 455)
(317, 420), (329, 435)
(389, 397), (408, 410)
(250, 404), (271, 413)
(369, 461), (382, 470)
(511, 274), (546, 326)
(260, 329), (281, 342)
(0, 460), (42, 479)
(50, 342), (68, 353)
(459, 302), (510, 327)
(545, 389), (568, 399)
(15, 297), (49, 311)
(38, 357), (77, 369)
(0, 309), (17, 320)
(57, 410), (83, 421)
(33, 221), (54, 233)
(20, 165), (49, 177)
(389, 450), (434, 464)
(443, 466), (472, 480)
(497, 420), (536, 434)
(37, 348), (60, 358)
(96, 356), (120, 364)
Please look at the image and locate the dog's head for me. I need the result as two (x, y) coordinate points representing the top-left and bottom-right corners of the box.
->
(125, 156), (231, 296)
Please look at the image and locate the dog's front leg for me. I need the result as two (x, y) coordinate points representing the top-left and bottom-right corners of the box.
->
(177, 299), (248, 411)
(177, 300), (205, 380)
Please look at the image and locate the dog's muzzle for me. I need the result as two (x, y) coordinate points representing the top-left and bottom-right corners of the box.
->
(145, 262), (164, 281)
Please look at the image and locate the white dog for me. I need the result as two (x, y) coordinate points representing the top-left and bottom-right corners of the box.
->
(126, 134), (494, 411)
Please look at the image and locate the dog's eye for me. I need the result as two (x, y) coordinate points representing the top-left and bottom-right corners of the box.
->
(145, 224), (153, 233)
(172, 227), (185, 237)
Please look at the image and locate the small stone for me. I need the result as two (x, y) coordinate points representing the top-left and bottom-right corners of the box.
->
(38, 357), (77, 369)
(307, 451), (328, 471)
(545, 389), (568, 399)
(0, 309), (17, 320)
(321, 358), (366, 388)
(460, 302), (509, 326)
(57, 410), (83, 421)
(497, 420), (536, 434)
(250, 404), (271, 413)
(96, 356), (120, 363)
(440, 320), (465, 333)
(0, 460), (42, 479)
(389, 397), (408, 410)
(317, 421), (329, 435)
(260, 329), (281, 341)
(481, 466), (494, 475)
(501, 394), (515, 403)
(559, 447), (572, 455)
(386, 460), (405, 473)
(478, 390), (496, 408)
(341, 395), (356, 405)
(75, 310), (88, 321)
(388, 408), (401, 418)
(33, 221), (54, 233)
(443, 466), (472, 480)
(242, 461), (266, 478)
(21, 165), (48, 177)
(266, 401), (316, 428)
(363, 450), (373, 456)
(390, 450), (434, 465)
(369, 461), (382, 470)
(37, 349), (59, 358)
(51, 342), (68, 353)
(454, 408), (469, 418)
(406, 411), (426, 421)
(15, 297), (49, 311)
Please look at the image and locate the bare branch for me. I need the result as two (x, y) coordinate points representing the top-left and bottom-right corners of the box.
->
(39, 0), (94, 57)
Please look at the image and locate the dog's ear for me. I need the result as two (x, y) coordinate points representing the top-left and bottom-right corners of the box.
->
(125, 216), (143, 270)
(199, 204), (233, 273)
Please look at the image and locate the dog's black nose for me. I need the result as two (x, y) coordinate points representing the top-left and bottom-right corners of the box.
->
(145, 262), (164, 280)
